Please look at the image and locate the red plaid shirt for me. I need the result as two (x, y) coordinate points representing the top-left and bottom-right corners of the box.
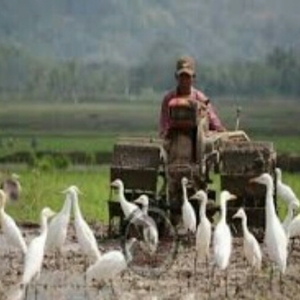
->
(159, 87), (224, 138)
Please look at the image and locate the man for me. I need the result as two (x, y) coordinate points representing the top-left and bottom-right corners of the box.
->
(159, 56), (225, 139)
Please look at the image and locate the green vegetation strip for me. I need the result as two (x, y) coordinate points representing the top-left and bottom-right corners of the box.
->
(5, 169), (300, 225)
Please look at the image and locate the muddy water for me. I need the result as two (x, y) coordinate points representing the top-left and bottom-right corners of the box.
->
(1, 224), (300, 300)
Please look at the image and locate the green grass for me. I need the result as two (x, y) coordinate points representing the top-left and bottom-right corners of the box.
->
(0, 135), (117, 155)
(5, 168), (300, 224)
(1, 99), (300, 137)
(6, 166), (111, 224)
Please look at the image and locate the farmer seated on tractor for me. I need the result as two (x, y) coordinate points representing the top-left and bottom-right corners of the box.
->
(159, 55), (226, 142)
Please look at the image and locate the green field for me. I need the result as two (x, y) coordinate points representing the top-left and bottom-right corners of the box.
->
(5, 169), (300, 225)
(1, 99), (300, 225)
(0, 99), (300, 155)
(6, 167), (110, 223)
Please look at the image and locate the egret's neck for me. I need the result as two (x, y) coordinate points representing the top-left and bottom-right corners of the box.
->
(62, 196), (72, 215)
(199, 198), (207, 219)
(283, 204), (294, 227)
(142, 205), (148, 215)
(240, 215), (249, 236)
(182, 184), (188, 203)
(0, 200), (4, 212)
(0, 194), (7, 211)
(72, 193), (82, 219)
(276, 171), (282, 182)
(220, 199), (227, 223)
(265, 183), (277, 219)
(40, 215), (49, 236)
(118, 186), (127, 203)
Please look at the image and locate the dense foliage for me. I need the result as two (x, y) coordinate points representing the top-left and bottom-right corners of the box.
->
(1, 1), (300, 100)
(1, 45), (300, 101)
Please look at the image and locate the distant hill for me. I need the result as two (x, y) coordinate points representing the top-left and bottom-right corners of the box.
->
(1, 0), (300, 65)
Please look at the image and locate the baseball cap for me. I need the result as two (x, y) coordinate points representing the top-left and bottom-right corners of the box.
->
(175, 56), (196, 76)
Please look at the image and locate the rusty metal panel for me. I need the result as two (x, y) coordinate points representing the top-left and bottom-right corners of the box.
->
(110, 167), (158, 192)
(110, 141), (161, 194)
(220, 141), (276, 175)
(112, 143), (161, 169)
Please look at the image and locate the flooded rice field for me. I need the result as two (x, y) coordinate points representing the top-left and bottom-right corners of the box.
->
(1, 224), (300, 300)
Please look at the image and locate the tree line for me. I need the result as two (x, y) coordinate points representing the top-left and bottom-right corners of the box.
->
(0, 44), (300, 103)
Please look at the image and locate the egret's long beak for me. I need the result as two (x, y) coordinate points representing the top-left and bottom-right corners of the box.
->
(232, 212), (239, 219)
(189, 193), (199, 200)
(249, 177), (259, 184)
(110, 182), (118, 188)
(228, 194), (237, 201)
(134, 198), (142, 205)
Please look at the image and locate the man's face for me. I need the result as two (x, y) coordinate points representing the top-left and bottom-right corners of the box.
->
(176, 73), (194, 90)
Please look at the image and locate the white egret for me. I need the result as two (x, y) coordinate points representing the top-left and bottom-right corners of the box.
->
(86, 238), (136, 290)
(211, 190), (236, 297)
(282, 200), (299, 237)
(250, 173), (288, 289)
(233, 208), (262, 272)
(21, 207), (56, 288)
(181, 177), (196, 234)
(275, 167), (300, 207)
(134, 194), (159, 255)
(286, 213), (300, 256)
(45, 187), (73, 266)
(134, 194), (150, 215)
(71, 185), (101, 264)
(288, 212), (300, 238)
(0, 189), (27, 255)
(111, 179), (140, 219)
(284, 207), (300, 253)
(190, 190), (211, 273)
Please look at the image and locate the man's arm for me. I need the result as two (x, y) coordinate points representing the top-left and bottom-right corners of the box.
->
(193, 89), (225, 132)
(159, 93), (172, 138)
(207, 101), (226, 131)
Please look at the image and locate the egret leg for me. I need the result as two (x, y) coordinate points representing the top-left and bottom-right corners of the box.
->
(269, 264), (274, 291)
(287, 238), (295, 265)
(279, 271), (284, 294)
(250, 267), (254, 290)
(194, 252), (198, 277)
(225, 269), (229, 299)
(109, 279), (117, 299)
(208, 265), (215, 299)
(34, 284), (38, 300)
(205, 256), (210, 292)
(24, 285), (29, 300)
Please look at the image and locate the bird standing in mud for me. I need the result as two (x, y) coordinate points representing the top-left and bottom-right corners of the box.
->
(233, 207), (262, 285)
(190, 189), (211, 274)
(134, 194), (159, 255)
(45, 186), (73, 267)
(86, 238), (137, 293)
(71, 185), (101, 264)
(111, 179), (140, 219)
(250, 173), (288, 291)
(211, 190), (236, 298)
(275, 167), (299, 207)
(181, 177), (196, 235)
(21, 207), (56, 296)
(0, 189), (27, 256)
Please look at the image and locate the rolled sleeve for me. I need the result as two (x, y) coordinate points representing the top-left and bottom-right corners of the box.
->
(207, 102), (224, 131)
